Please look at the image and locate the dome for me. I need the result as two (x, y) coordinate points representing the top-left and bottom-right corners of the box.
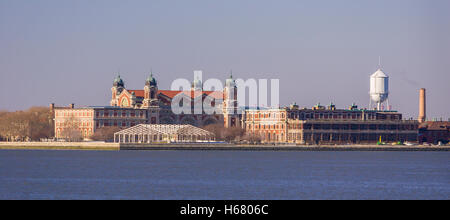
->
(371, 69), (388, 78)
(113, 75), (125, 87)
(146, 73), (157, 86)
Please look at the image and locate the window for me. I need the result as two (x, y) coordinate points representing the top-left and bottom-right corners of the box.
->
(121, 98), (129, 107)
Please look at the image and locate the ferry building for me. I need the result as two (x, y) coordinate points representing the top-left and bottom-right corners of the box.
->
(52, 73), (241, 139)
(52, 70), (419, 144)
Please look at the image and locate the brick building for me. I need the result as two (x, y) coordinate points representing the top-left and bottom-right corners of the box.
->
(52, 73), (241, 140)
(243, 103), (419, 144)
(418, 121), (450, 145)
(52, 105), (148, 139)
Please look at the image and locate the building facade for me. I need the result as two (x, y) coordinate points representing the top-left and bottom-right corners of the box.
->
(418, 121), (450, 145)
(243, 103), (419, 144)
(52, 105), (148, 139)
(53, 71), (421, 144)
(108, 73), (241, 127)
(53, 73), (241, 140)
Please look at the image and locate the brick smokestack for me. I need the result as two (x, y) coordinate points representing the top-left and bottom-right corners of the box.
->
(418, 88), (426, 123)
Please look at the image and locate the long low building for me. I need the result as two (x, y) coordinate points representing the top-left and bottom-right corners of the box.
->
(243, 103), (419, 144)
(113, 124), (215, 143)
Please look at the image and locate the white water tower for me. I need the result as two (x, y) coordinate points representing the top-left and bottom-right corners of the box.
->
(369, 68), (389, 110)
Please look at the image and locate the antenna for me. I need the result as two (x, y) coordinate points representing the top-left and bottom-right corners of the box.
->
(378, 56), (382, 69)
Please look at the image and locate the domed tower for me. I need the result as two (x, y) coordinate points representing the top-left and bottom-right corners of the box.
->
(111, 74), (125, 106)
(223, 71), (240, 128)
(369, 68), (389, 110)
(143, 72), (159, 108)
(191, 76), (203, 91)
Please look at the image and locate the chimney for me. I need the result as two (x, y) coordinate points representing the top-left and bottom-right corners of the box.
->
(418, 88), (426, 123)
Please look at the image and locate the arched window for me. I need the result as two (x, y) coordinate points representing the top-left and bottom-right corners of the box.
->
(121, 98), (129, 107)
(151, 91), (155, 99)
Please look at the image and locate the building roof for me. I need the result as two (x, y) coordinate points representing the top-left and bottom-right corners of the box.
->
(125, 89), (223, 99)
(419, 121), (450, 131)
(114, 124), (215, 136)
(127, 90), (145, 97)
(371, 69), (388, 78)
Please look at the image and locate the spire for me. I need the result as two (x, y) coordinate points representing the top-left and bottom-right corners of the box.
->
(378, 56), (382, 70)
(146, 69), (157, 86)
(225, 70), (236, 87)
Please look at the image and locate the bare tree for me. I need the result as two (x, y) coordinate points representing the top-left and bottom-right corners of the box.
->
(0, 107), (54, 142)
(90, 127), (121, 142)
(60, 115), (82, 142)
(241, 132), (262, 144)
(202, 123), (245, 143)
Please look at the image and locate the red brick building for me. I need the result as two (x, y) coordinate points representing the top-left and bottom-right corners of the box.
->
(52, 73), (241, 140)
(418, 121), (450, 145)
(244, 103), (419, 144)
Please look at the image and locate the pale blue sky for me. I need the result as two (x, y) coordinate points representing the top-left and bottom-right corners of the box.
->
(0, 0), (449, 119)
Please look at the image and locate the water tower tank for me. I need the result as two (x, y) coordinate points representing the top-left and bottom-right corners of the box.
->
(369, 69), (389, 110)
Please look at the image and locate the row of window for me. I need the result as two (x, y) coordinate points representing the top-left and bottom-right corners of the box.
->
(246, 123), (285, 130)
(246, 112), (286, 120)
(56, 121), (93, 127)
(300, 124), (418, 131)
(96, 120), (142, 128)
(289, 112), (373, 120)
(56, 128), (92, 138)
(95, 110), (145, 118)
(252, 131), (285, 142)
(299, 133), (418, 142)
(56, 111), (92, 117)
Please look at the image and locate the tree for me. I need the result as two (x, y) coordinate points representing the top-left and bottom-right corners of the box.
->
(241, 133), (262, 144)
(60, 115), (82, 142)
(202, 123), (245, 142)
(0, 107), (54, 141)
(90, 127), (121, 142)
(26, 107), (54, 140)
(223, 127), (245, 142)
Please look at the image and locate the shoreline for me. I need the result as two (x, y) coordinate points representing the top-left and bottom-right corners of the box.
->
(0, 142), (449, 151)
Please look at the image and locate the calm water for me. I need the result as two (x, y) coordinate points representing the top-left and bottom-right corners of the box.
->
(0, 149), (449, 200)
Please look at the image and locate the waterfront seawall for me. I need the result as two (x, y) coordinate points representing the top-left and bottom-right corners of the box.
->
(0, 142), (119, 150)
(119, 144), (450, 151)
(0, 142), (449, 151)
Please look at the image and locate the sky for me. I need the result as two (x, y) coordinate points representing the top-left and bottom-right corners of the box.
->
(0, 0), (449, 119)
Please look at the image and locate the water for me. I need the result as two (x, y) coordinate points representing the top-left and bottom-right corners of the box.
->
(0, 150), (448, 200)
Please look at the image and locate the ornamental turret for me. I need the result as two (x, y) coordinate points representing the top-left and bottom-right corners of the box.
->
(111, 74), (125, 106)
(223, 71), (240, 128)
(191, 76), (203, 91)
(143, 71), (159, 107)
